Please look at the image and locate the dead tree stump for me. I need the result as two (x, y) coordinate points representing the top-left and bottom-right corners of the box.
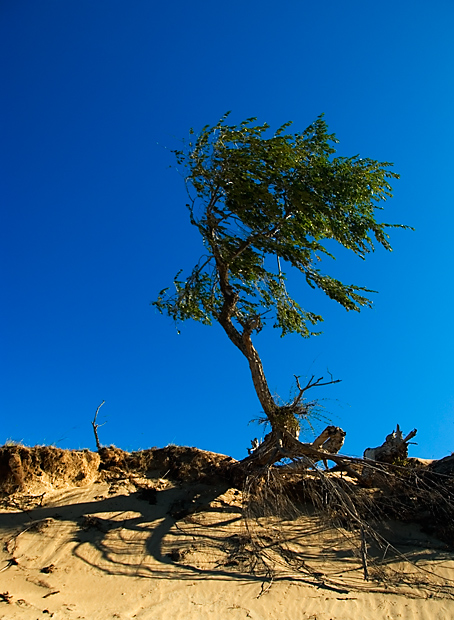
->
(363, 424), (417, 463)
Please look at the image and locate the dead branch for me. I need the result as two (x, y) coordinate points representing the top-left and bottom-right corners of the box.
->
(292, 374), (341, 408)
(91, 400), (106, 451)
(256, 568), (274, 598)
(360, 525), (369, 581)
(42, 591), (60, 599)
(403, 428), (418, 443)
(311, 425), (346, 454)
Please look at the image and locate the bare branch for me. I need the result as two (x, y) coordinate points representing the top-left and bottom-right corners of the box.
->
(292, 374), (341, 407)
(360, 525), (369, 581)
(92, 400), (105, 451)
(403, 428), (417, 443)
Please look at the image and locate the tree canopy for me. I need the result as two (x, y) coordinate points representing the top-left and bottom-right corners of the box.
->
(153, 114), (407, 440)
(154, 114), (403, 339)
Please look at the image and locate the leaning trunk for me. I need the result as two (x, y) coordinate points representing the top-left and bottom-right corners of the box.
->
(242, 334), (277, 418)
(213, 247), (300, 439)
(225, 321), (301, 439)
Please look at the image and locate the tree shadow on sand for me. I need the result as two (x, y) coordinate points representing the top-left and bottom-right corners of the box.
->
(2, 478), (454, 599)
(0, 482), (266, 584)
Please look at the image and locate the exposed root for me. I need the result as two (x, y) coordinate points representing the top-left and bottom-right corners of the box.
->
(238, 459), (454, 597)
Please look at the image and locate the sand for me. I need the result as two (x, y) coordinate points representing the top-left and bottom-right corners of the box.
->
(1, 467), (454, 620)
(1, 444), (454, 619)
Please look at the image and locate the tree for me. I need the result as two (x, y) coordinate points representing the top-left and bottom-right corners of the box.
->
(153, 113), (406, 464)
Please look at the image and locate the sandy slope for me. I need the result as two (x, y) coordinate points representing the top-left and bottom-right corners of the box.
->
(1, 472), (454, 620)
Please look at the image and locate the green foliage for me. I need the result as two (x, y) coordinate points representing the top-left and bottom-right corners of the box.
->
(153, 114), (407, 338)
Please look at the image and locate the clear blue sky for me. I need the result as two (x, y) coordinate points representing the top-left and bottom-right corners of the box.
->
(2, 0), (453, 459)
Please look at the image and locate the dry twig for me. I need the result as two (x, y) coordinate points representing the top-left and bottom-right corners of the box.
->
(92, 400), (106, 450)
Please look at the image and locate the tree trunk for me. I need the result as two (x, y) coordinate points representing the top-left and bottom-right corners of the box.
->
(212, 246), (300, 439)
(242, 335), (276, 416)
(218, 311), (307, 441)
(235, 329), (301, 438)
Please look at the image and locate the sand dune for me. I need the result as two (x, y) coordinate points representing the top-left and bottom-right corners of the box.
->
(1, 446), (454, 619)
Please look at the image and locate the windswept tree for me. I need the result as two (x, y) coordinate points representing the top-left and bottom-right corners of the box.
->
(153, 114), (405, 463)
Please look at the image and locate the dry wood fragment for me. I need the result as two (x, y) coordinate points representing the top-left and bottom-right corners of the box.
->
(363, 424), (417, 463)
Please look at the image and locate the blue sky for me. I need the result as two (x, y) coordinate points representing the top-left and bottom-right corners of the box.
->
(2, 0), (454, 460)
